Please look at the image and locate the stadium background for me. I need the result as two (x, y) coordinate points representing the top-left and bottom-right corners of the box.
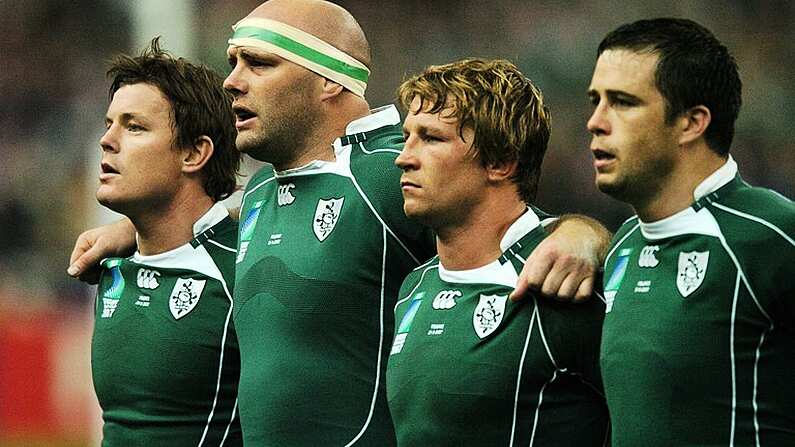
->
(0, 1), (791, 445)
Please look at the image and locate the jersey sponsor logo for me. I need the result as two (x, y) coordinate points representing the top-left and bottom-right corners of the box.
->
(473, 294), (508, 339)
(101, 259), (124, 318)
(604, 248), (631, 313)
(638, 245), (660, 268)
(634, 280), (651, 293)
(677, 250), (709, 298)
(268, 233), (283, 246)
(277, 183), (296, 206)
(432, 290), (461, 310)
(313, 197), (344, 242)
(169, 278), (206, 319)
(136, 268), (160, 289)
(135, 295), (151, 307)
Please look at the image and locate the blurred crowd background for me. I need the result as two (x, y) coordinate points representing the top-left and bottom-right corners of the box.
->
(0, 1), (792, 444)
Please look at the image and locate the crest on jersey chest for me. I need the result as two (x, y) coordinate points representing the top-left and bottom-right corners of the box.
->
(313, 197), (344, 242)
(169, 278), (206, 319)
(473, 294), (508, 339)
(676, 250), (709, 298)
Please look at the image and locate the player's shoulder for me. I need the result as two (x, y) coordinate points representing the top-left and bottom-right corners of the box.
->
(711, 179), (794, 245)
(400, 256), (440, 289)
(346, 105), (404, 169)
(241, 165), (276, 204)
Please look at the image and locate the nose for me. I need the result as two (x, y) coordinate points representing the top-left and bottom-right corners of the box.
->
(99, 125), (118, 153)
(223, 63), (247, 96)
(395, 135), (418, 171)
(586, 102), (610, 136)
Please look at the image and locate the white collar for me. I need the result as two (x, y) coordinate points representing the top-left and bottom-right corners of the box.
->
(638, 157), (735, 240)
(132, 202), (228, 262)
(344, 104), (401, 135)
(438, 207), (542, 288)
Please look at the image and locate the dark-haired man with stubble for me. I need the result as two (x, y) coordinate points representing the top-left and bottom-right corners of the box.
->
(91, 39), (242, 445)
(588, 18), (795, 446)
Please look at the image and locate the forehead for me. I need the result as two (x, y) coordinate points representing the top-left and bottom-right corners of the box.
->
(108, 83), (171, 116)
(404, 96), (459, 125)
(590, 49), (659, 94)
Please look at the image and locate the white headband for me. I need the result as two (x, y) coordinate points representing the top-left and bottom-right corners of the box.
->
(229, 18), (370, 97)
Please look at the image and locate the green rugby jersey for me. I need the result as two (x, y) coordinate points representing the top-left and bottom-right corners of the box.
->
(387, 209), (609, 446)
(234, 105), (436, 446)
(601, 158), (795, 446)
(92, 203), (241, 446)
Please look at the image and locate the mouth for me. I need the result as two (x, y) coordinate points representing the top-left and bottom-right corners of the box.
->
(232, 104), (257, 129)
(400, 179), (420, 192)
(591, 148), (616, 170)
(99, 162), (119, 181)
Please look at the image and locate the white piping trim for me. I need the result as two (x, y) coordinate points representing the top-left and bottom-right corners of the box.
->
(509, 302), (536, 447)
(348, 166), (422, 265)
(729, 273), (740, 447)
(717, 232), (773, 324)
(344, 227), (387, 446)
(752, 330), (768, 447)
(241, 175), (277, 209)
(207, 239), (237, 253)
(198, 263), (235, 446)
(529, 369), (559, 447)
(712, 203), (795, 247)
(535, 304), (559, 369)
(394, 265), (438, 312)
(604, 222), (640, 264)
(219, 399), (238, 446)
(358, 141), (401, 155)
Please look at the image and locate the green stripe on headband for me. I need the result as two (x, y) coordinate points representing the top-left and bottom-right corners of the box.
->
(232, 26), (369, 83)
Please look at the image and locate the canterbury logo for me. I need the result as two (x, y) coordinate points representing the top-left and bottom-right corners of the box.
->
(432, 290), (461, 310)
(137, 268), (161, 290)
(638, 245), (660, 268)
(277, 183), (296, 206)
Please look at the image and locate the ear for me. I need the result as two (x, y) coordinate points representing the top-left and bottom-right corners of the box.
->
(319, 79), (345, 101)
(181, 135), (214, 174)
(678, 105), (711, 146)
(486, 159), (518, 183)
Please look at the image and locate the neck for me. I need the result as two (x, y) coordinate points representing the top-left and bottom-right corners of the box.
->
(436, 194), (526, 270)
(131, 189), (216, 256)
(635, 148), (727, 222)
(274, 96), (371, 171)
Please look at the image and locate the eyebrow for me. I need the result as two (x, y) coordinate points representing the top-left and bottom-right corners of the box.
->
(105, 112), (144, 125)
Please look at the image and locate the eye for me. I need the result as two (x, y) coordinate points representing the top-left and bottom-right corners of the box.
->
(127, 123), (145, 132)
(422, 134), (443, 143)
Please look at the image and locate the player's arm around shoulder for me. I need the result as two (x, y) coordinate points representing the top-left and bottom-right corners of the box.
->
(511, 214), (612, 303)
(68, 218), (137, 284)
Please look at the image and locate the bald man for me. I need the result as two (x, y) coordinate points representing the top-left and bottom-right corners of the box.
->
(70, 1), (610, 444)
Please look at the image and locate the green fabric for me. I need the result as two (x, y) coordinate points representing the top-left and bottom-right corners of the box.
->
(92, 217), (241, 446)
(387, 225), (608, 446)
(601, 176), (795, 446)
(233, 112), (435, 446)
(232, 26), (369, 82)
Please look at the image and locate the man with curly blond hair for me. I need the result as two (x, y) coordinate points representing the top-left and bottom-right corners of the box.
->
(386, 58), (609, 446)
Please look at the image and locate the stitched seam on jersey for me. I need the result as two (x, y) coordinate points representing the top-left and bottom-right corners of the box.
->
(509, 302), (537, 447)
(716, 231), (773, 324)
(348, 166), (422, 265)
(241, 175), (277, 209)
(712, 203), (795, 247)
(535, 304), (559, 369)
(207, 239), (237, 253)
(529, 368), (559, 447)
(394, 265), (438, 311)
(605, 222), (640, 264)
(344, 226), (387, 446)
(357, 141), (401, 155)
(729, 273), (740, 447)
(220, 399), (238, 446)
(752, 330), (768, 447)
(198, 265), (235, 446)
(411, 256), (439, 272)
